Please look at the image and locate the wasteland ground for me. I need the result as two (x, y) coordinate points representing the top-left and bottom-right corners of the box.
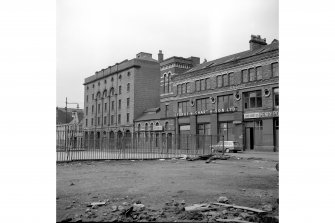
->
(56, 153), (279, 222)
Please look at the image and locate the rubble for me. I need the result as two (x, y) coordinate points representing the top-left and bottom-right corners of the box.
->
(217, 196), (229, 203)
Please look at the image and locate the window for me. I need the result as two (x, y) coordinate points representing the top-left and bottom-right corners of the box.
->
(86, 107), (88, 115)
(177, 85), (181, 95)
(271, 62), (279, 77)
(86, 119), (88, 127)
(127, 98), (130, 108)
(223, 74), (228, 87)
(104, 116), (106, 125)
(127, 83), (130, 92)
(118, 114), (121, 124)
(111, 77), (114, 82)
(178, 101), (189, 114)
(197, 123), (211, 135)
(229, 73), (234, 85)
(242, 69), (248, 83)
(91, 118), (93, 125)
(249, 68), (256, 81)
(127, 113), (130, 123)
(182, 83), (186, 94)
(111, 101), (114, 110)
(137, 124), (141, 132)
(92, 84), (95, 88)
(92, 94), (94, 100)
(104, 79), (106, 84)
(150, 123), (154, 131)
(217, 75), (222, 88)
(98, 117), (100, 125)
(217, 95), (234, 110)
(111, 115), (114, 125)
(244, 90), (262, 109)
(274, 88), (279, 107)
(110, 87), (114, 96)
(165, 122), (169, 130)
(206, 78), (211, 90)
(104, 103), (107, 112)
(118, 99), (121, 110)
(119, 86), (122, 95)
(165, 104), (169, 117)
(168, 74), (172, 93)
(92, 105), (94, 114)
(255, 120), (263, 130)
(196, 98), (210, 111)
(98, 82), (100, 86)
(87, 86), (89, 90)
(186, 83), (191, 93)
(127, 71), (131, 77)
(218, 122), (233, 141)
(98, 104), (100, 113)
(195, 80), (200, 91)
(200, 79), (206, 91)
(256, 66), (262, 80)
(119, 74), (122, 80)
(86, 95), (88, 102)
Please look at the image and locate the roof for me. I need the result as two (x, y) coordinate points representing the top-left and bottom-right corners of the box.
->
(56, 107), (84, 124)
(135, 107), (161, 122)
(184, 39), (279, 74)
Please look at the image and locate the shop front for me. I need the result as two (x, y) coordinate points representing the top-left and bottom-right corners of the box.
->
(243, 110), (279, 152)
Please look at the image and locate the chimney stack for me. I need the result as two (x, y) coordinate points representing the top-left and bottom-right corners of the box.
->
(158, 50), (164, 63)
(249, 35), (267, 51)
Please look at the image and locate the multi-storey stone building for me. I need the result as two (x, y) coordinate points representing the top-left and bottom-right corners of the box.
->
(135, 35), (279, 152)
(83, 52), (160, 148)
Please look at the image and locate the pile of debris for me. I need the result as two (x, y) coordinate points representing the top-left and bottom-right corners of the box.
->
(60, 196), (278, 222)
(185, 154), (240, 163)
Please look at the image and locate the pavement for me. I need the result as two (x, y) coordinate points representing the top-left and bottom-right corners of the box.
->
(228, 151), (279, 162)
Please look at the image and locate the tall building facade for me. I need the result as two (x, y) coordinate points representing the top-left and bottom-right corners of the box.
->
(83, 52), (160, 147)
(135, 35), (279, 152)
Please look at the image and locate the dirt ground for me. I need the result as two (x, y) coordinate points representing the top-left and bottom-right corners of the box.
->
(57, 155), (279, 222)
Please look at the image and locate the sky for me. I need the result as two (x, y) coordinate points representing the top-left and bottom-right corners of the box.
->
(57, 0), (278, 108)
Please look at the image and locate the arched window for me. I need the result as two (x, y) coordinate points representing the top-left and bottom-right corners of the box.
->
(150, 123), (153, 131)
(103, 90), (107, 98)
(163, 74), (167, 93)
(145, 123), (148, 132)
(110, 87), (114, 96)
(96, 92), (101, 100)
(137, 123), (141, 132)
(155, 122), (159, 126)
(168, 73), (171, 93)
(165, 122), (169, 131)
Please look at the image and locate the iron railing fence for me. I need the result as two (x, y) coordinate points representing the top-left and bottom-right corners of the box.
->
(56, 129), (225, 162)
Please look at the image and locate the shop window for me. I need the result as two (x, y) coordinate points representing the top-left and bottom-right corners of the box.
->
(178, 101), (189, 114)
(273, 88), (279, 107)
(256, 66), (263, 80)
(217, 75), (222, 88)
(218, 122), (233, 141)
(242, 69), (248, 83)
(197, 123), (211, 135)
(217, 94), (234, 110)
(196, 98), (210, 111)
(272, 62), (279, 77)
(244, 90), (262, 109)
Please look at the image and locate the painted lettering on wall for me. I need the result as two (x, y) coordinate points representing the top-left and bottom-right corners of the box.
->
(244, 111), (279, 119)
(176, 107), (237, 117)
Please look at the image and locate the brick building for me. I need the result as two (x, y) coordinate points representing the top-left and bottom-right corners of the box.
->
(83, 52), (160, 148)
(135, 35), (279, 152)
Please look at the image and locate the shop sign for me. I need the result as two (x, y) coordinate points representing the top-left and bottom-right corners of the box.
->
(180, 125), (190, 131)
(244, 111), (279, 119)
(153, 125), (163, 131)
(176, 107), (237, 117)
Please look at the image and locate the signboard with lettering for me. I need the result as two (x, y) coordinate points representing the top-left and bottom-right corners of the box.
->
(244, 111), (279, 119)
(153, 126), (163, 131)
(176, 107), (237, 117)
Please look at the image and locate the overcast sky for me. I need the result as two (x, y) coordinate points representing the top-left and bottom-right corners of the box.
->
(57, 0), (278, 108)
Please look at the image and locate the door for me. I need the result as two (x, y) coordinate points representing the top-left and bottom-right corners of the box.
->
(245, 127), (254, 150)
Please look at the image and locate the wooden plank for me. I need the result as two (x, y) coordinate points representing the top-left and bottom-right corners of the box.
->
(212, 203), (265, 213)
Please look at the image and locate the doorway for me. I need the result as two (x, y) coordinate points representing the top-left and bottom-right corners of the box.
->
(245, 127), (254, 150)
